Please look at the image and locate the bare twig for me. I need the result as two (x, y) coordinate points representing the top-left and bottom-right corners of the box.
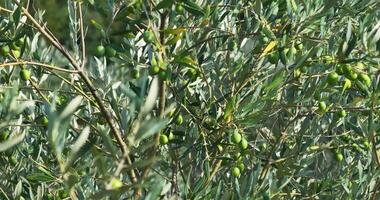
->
(78, 2), (86, 70)
(0, 61), (79, 73)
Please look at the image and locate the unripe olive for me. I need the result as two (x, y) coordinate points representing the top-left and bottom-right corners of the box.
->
(346, 71), (358, 80)
(41, 116), (49, 126)
(10, 42), (20, 50)
(231, 166), (241, 177)
(149, 65), (160, 75)
(237, 162), (245, 172)
(231, 131), (242, 144)
(175, 114), (183, 125)
(260, 36), (270, 44)
(12, 49), (21, 58)
(131, 69), (140, 79)
(327, 72), (339, 85)
(338, 109), (346, 118)
(158, 70), (168, 80)
(175, 4), (184, 14)
(16, 37), (25, 47)
(0, 45), (10, 57)
(343, 78), (352, 89)
(240, 138), (248, 149)
(335, 152), (344, 162)
(217, 144), (223, 152)
(318, 101), (327, 112)
(295, 43), (303, 50)
(20, 69), (31, 81)
(9, 155), (17, 166)
(363, 139), (370, 150)
(95, 45), (105, 57)
(358, 73), (371, 87)
(159, 134), (169, 145)
(342, 64), (352, 74)
(143, 30), (155, 43)
(110, 177), (123, 189)
(342, 65), (357, 80)
(105, 46), (117, 57)
(168, 132), (175, 140)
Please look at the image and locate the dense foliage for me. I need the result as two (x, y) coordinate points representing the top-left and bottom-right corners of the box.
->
(1, 0), (380, 199)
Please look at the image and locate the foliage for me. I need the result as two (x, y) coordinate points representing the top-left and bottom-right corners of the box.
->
(1, 0), (380, 199)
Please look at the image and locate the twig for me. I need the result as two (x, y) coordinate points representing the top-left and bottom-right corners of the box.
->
(78, 2), (86, 70)
(135, 10), (168, 198)
(0, 61), (79, 73)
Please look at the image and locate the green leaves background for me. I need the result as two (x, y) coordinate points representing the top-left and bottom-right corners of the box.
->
(0, 0), (380, 199)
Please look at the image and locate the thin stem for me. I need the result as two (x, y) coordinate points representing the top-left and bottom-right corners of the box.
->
(78, 2), (86, 70)
(0, 61), (79, 73)
(135, 10), (168, 198)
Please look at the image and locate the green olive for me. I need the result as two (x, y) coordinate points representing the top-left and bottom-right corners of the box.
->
(343, 78), (352, 89)
(357, 73), (371, 87)
(175, 114), (183, 125)
(335, 152), (344, 162)
(159, 134), (169, 145)
(158, 70), (168, 80)
(105, 46), (117, 57)
(149, 65), (160, 75)
(295, 43), (304, 50)
(95, 45), (105, 57)
(0, 45), (10, 57)
(9, 155), (17, 166)
(131, 69), (140, 79)
(342, 64), (352, 73)
(10, 42), (20, 50)
(327, 72), (339, 85)
(338, 109), (346, 118)
(240, 138), (248, 149)
(363, 139), (370, 150)
(231, 166), (241, 177)
(143, 30), (155, 44)
(237, 162), (245, 172)
(231, 131), (242, 144)
(318, 101), (327, 112)
(168, 132), (175, 140)
(41, 116), (49, 126)
(217, 144), (223, 152)
(12, 49), (21, 58)
(20, 69), (31, 81)
(175, 4), (184, 14)
(16, 37), (25, 47)
(346, 71), (358, 80)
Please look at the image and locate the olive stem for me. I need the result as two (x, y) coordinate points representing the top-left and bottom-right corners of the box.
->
(0, 61), (79, 73)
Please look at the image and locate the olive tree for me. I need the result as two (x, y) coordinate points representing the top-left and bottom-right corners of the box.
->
(1, 0), (380, 199)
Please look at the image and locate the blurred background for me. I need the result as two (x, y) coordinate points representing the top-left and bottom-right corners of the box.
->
(30, 0), (126, 55)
